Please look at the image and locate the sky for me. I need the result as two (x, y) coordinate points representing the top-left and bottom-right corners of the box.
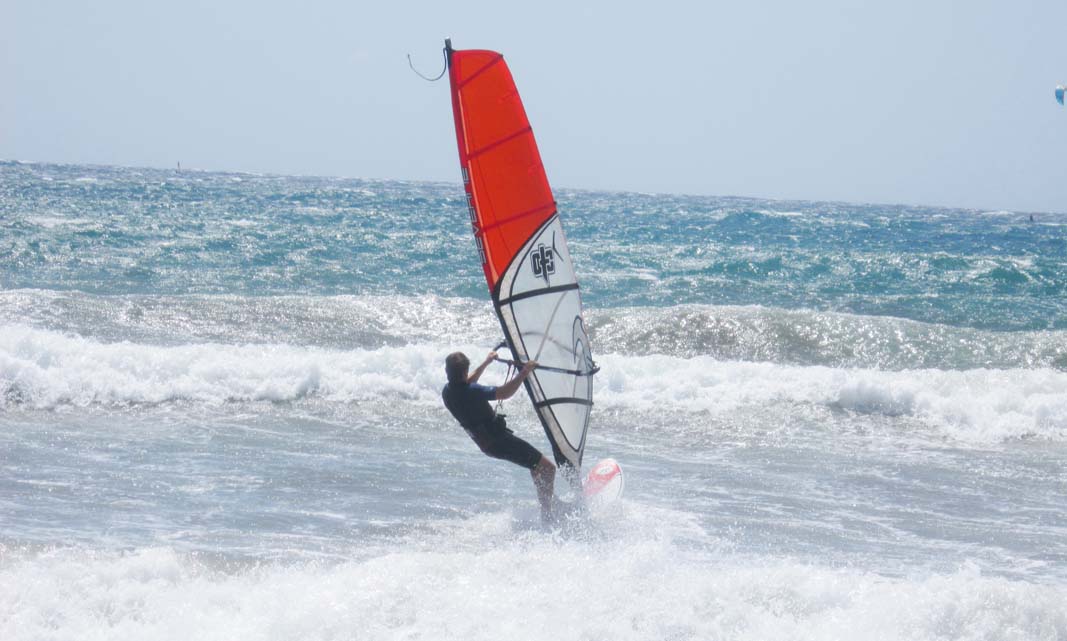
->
(3, 0), (1066, 213)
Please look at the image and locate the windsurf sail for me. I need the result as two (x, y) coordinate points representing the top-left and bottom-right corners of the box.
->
(445, 39), (597, 472)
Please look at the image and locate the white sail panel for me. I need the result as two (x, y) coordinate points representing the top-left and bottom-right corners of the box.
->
(495, 215), (595, 469)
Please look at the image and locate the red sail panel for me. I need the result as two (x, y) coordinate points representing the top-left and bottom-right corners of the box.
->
(448, 48), (555, 290)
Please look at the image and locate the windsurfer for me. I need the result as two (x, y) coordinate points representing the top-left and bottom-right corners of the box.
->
(442, 350), (557, 521)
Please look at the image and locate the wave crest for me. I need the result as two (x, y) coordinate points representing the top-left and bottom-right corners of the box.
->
(4, 322), (1065, 444)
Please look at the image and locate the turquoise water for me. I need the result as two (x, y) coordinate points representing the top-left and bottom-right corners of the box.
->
(4, 161), (1065, 330)
(2, 161), (1066, 640)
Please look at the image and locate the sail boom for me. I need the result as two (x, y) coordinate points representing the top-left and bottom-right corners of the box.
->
(535, 398), (594, 408)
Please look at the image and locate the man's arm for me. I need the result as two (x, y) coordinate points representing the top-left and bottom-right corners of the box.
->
(494, 360), (538, 400)
(466, 351), (497, 384)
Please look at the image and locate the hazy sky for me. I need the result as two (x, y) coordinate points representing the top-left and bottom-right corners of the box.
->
(4, 0), (1066, 212)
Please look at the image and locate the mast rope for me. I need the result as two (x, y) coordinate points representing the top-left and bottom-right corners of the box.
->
(407, 46), (448, 82)
(495, 361), (513, 414)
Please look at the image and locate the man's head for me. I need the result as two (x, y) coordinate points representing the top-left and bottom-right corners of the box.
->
(445, 352), (470, 385)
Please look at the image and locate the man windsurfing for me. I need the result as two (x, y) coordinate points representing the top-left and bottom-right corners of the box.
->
(442, 350), (557, 522)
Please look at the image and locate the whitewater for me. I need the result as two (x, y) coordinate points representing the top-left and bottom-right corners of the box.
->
(2, 161), (1066, 640)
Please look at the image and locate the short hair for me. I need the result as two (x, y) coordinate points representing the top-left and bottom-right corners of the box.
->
(445, 352), (470, 385)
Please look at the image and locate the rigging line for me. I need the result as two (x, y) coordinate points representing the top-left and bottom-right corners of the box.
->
(495, 360), (513, 413)
(407, 46), (448, 82)
(492, 339), (510, 413)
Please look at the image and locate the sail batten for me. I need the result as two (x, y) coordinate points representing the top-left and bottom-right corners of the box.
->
(477, 203), (555, 235)
(496, 283), (579, 306)
(467, 127), (534, 160)
(446, 41), (595, 471)
(456, 55), (503, 91)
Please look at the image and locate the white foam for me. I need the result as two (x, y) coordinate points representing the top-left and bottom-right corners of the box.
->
(595, 353), (1067, 444)
(0, 324), (449, 408)
(3, 325), (1064, 443)
(1, 541), (1063, 641)
(24, 216), (97, 229)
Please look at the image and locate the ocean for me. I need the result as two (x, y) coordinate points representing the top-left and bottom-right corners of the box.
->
(2, 160), (1065, 640)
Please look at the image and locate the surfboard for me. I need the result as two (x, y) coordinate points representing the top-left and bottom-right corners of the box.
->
(583, 457), (624, 509)
(445, 40), (600, 478)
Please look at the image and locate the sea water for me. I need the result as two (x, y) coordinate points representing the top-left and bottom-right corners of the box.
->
(1, 160), (1065, 640)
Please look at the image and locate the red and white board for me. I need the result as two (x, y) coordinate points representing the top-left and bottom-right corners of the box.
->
(582, 458), (624, 509)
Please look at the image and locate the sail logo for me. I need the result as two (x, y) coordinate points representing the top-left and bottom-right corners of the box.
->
(531, 244), (555, 282)
(466, 193), (477, 224)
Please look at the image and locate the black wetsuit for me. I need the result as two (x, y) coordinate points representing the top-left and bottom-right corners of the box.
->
(442, 382), (542, 470)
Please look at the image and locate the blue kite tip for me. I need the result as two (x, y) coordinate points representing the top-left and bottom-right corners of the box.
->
(1057, 86), (1066, 106)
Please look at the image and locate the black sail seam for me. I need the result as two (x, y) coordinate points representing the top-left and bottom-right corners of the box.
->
(496, 283), (579, 307)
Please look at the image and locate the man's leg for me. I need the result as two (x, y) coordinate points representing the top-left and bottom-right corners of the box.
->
(532, 456), (556, 522)
(479, 431), (556, 521)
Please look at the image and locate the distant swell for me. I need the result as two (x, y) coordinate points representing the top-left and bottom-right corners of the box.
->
(3, 291), (1064, 372)
(590, 304), (1067, 371)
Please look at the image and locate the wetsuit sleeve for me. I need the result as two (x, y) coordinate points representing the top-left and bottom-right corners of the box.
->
(468, 383), (498, 401)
